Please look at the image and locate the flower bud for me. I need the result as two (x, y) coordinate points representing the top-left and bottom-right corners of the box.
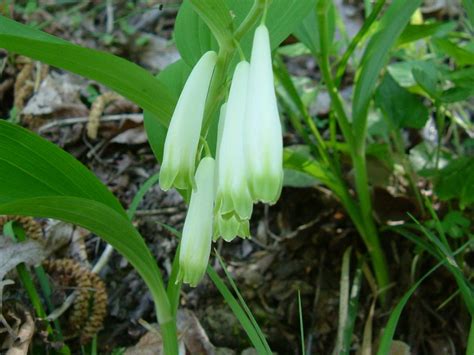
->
(215, 61), (253, 220)
(160, 51), (217, 191)
(245, 25), (283, 204)
(177, 157), (215, 286)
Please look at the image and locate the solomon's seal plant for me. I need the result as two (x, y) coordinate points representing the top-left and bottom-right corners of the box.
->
(3, 0), (463, 353)
(165, 24), (284, 285)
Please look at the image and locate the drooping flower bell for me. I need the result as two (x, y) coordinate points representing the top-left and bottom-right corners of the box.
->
(214, 213), (250, 242)
(245, 25), (283, 204)
(177, 157), (215, 286)
(159, 51), (217, 191)
(215, 61), (253, 221)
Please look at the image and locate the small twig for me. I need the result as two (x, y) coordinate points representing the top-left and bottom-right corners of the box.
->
(38, 113), (143, 133)
(106, 0), (114, 34)
(134, 207), (182, 216)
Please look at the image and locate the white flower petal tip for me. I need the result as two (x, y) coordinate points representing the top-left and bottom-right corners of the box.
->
(245, 25), (283, 205)
(213, 213), (250, 242)
(159, 51), (218, 192)
(178, 157), (216, 287)
(215, 61), (254, 220)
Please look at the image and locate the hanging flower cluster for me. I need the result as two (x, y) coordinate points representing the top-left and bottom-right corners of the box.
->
(160, 25), (283, 286)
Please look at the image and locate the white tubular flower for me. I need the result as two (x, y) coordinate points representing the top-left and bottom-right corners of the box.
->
(216, 61), (253, 220)
(245, 25), (283, 204)
(178, 157), (215, 286)
(159, 51), (217, 191)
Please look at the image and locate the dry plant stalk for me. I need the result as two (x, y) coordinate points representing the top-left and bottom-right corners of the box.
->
(13, 57), (49, 113)
(87, 91), (122, 139)
(42, 259), (107, 344)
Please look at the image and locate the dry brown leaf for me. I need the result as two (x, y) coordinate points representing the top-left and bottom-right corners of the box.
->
(22, 73), (88, 117)
(0, 237), (46, 280)
(5, 309), (34, 355)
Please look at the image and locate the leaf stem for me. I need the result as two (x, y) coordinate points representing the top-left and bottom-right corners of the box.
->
(234, 0), (266, 41)
(317, 0), (389, 298)
(334, 0), (386, 86)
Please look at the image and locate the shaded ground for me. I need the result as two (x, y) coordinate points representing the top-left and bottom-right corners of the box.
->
(1, 1), (472, 354)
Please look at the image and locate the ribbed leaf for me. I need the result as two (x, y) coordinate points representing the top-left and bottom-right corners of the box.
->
(0, 121), (171, 323)
(0, 16), (175, 127)
(189, 0), (233, 48)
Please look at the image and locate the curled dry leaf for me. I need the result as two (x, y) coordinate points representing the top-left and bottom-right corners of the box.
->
(5, 308), (35, 355)
(22, 72), (88, 118)
(0, 237), (46, 281)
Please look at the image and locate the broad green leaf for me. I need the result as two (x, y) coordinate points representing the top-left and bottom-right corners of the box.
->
(175, 0), (316, 67)
(293, 1), (335, 56)
(0, 16), (175, 127)
(156, 59), (192, 98)
(432, 38), (474, 66)
(283, 146), (333, 187)
(446, 67), (474, 87)
(0, 121), (171, 323)
(397, 22), (455, 46)
(0, 121), (123, 215)
(434, 156), (474, 208)
(412, 65), (440, 98)
(144, 59), (192, 163)
(283, 169), (319, 187)
(375, 73), (429, 129)
(440, 86), (474, 103)
(189, 0), (233, 48)
(441, 211), (471, 239)
(352, 0), (422, 148)
(174, 1), (219, 67)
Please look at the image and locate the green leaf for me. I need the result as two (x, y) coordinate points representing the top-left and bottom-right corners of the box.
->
(175, 0), (316, 67)
(283, 146), (333, 187)
(446, 67), (474, 88)
(0, 15), (175, 127)
(352, 0), (422, 148)
(283, 169), (319, 187)
(440, 86), (474, 103)
(377, 263), (440, 355)
(412, 65), (440, 98)
(397, 22), (455, 46)
(0, 120), (172, 325)
(174, 1), (219, 67)
(441, 211), (471, 239)
(433, 38), (474, 67)
(188, 0), (233, 48)
(434, 156), (474, 208)
(293, 1), (335, 56)
(375, 73), (429, 129)
(0, 121), (123, 214)
(157, 59), (192, 98)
